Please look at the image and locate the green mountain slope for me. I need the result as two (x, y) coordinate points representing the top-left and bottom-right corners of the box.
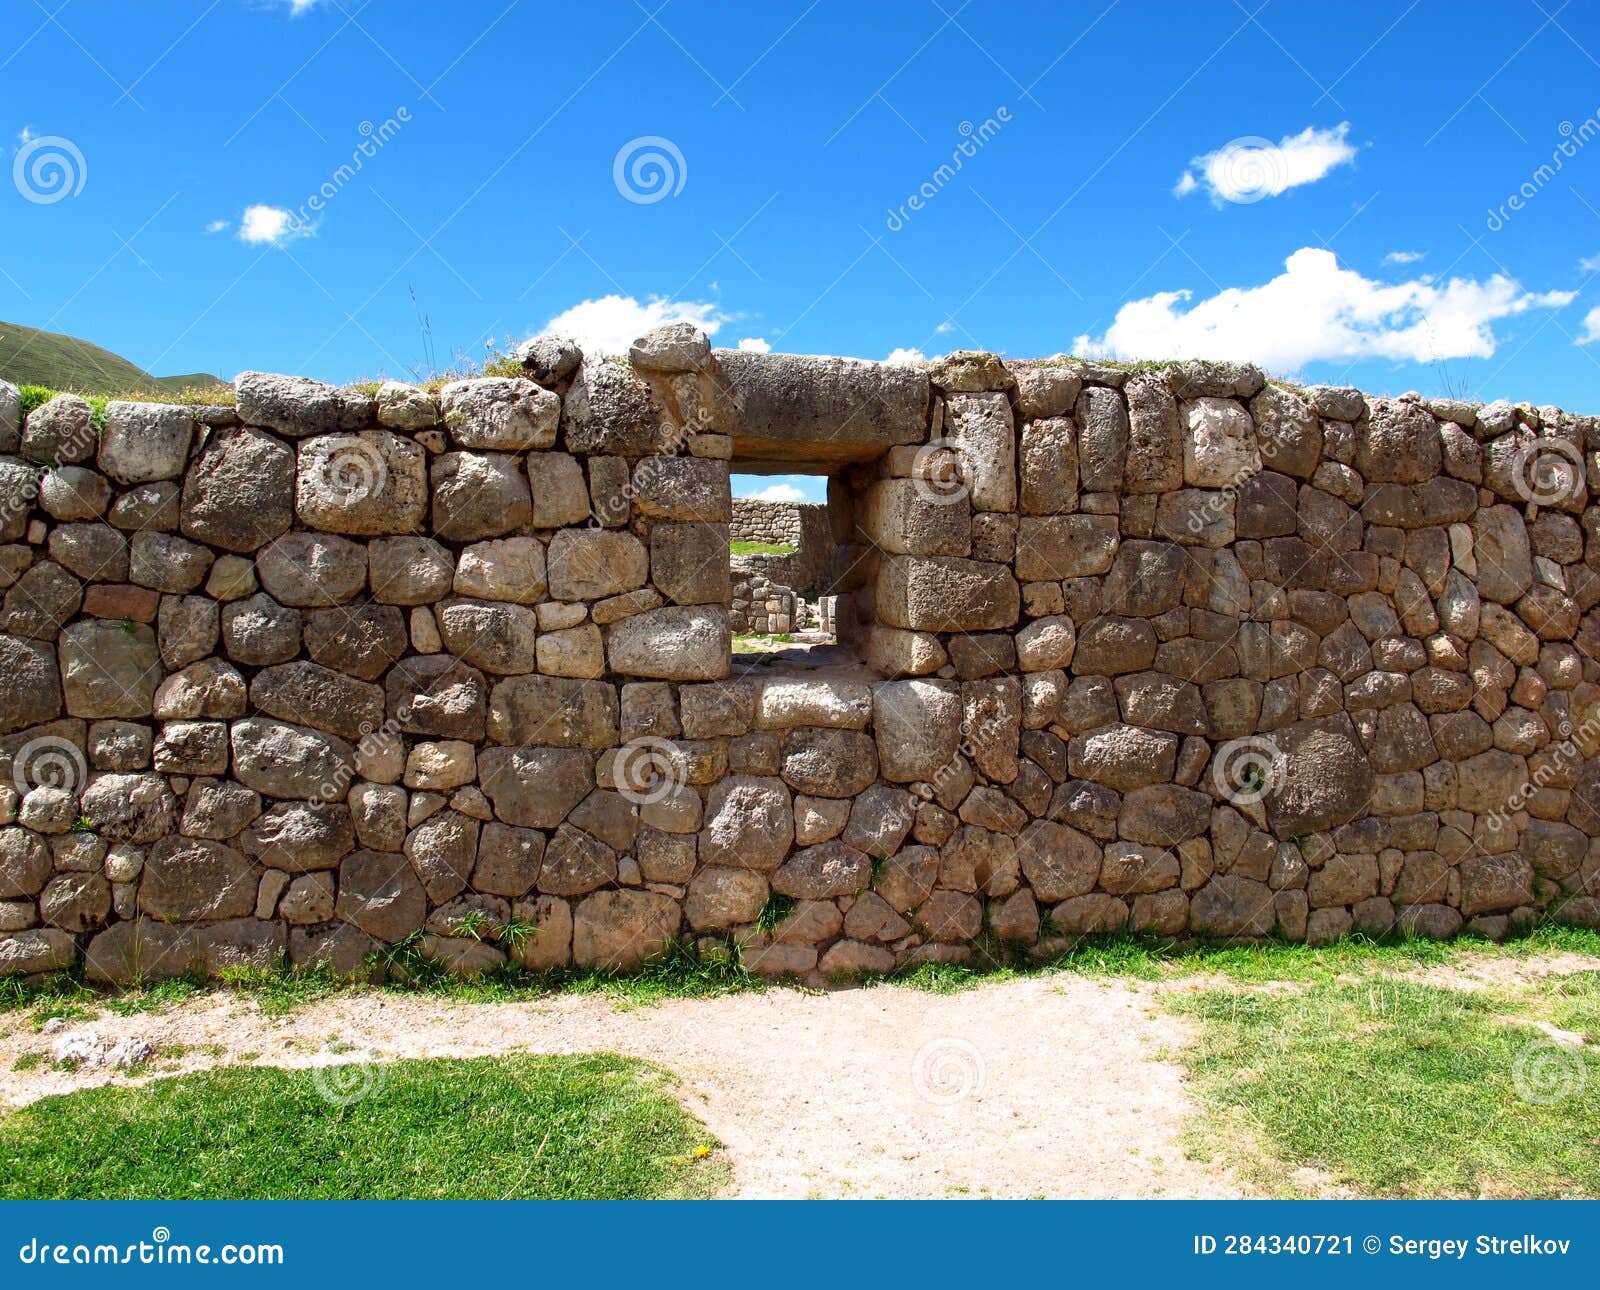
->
(0, 320), (223, 394)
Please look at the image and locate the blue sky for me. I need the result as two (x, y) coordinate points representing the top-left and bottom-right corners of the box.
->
(3, 0), (1599, 505)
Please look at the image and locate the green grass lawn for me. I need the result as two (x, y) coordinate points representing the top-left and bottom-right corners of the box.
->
(729, 540), (795, 556)
(0, 1053), (725, 1200)
(1172, 966), (1600, 1198)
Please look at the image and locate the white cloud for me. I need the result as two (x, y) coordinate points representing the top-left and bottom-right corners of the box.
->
(1383, 250), (1424, 265)
(285, 0), (321, 13)
(737, 336), (771, 353)
(1578, 306), (1600, 345)
(205, 219), (230, 234)
(1177, 123), (1357, 204)
(1073, 247), (1574, 372)
(883, 347), (926, 365)
(238, 204), (309, 246)
(745, 482), (808, 503)
(536, 294), (727, 357)
(1581, 254), (1600, 274)
(17, 125), (33, 144)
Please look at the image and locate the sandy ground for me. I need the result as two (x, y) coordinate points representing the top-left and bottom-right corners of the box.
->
(0, 974), (1240, 1200)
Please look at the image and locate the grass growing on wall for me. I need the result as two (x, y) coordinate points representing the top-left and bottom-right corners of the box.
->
(0, 1053), (726, 1199)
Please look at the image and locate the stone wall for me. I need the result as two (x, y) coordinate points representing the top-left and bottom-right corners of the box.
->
(1, 325), (1598, 986)
(730, 499), (832, 597)
(731, 498), (807, 548)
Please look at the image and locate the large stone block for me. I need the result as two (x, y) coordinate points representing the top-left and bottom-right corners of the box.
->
(138, 837), (258, 921)
(698, 775), (793, 870)
(436, 598), (540, 675)
(781, 727), (878, 797)
(1183, 397), (1259, 487)
(757, 678), (872, 730)
(256, 532), (367, 606)
(1018, 416), (1078, 514)
(547, 529), (649, 601)
(250, 661), (385, 741)
(632, 457), (730, 522)
(572, 889), (680, 968)
(430, 452), (532, 540)
(478, 745), (594, 828)
(1074, 386), (1128, 491)
(439, 377), (559, 450)
(1189, 874), (1275, 937)
(295, 431), (427, 534)
(857, 477), (971, 556)
(336, 849), (426, 943)
(230, 718), (355, 800)
(944, 391), (1017, 511)
(1123, 374), (1183, 493)
(239, 801), (354, 872)
(607, 606), (729, 680)
(875, 555), (1018, 632)
(1357, 398), (1441, 483)
(1263, 715), (1375, 837)
(713, 350), (928, 465)
(561, 360), (672, 457)
(453, 537), (547, 604)
(1471, 505), (1533, 605)
(1100, 540), (1185, 617)
(180, 428), (295, 553)
(99, 402), (193, 483)
(236, 371), (372, 436)
(873, 679), (961, 782)
(487, 675), (617, 748)
(686, 865), (768, 931)
(60, 620), (160, 718)
(525, 452), (592, 527)
(386, 655), (488, 740)
(0, 634), (62, 733)
(1014, 514), (1118, 581)
(650, 522), (730, 605)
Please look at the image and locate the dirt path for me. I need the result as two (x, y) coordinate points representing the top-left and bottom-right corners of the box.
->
(0, 975), (1240, 1200)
